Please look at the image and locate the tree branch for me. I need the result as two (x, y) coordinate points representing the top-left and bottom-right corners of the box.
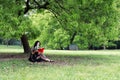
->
(24, 0), (30, 14)
(70, 31), (77, 44)
(49, 9), (64, 27)
(33, 0), (49, 9)
(54, 0), (71, 14)
(24, 0), (49, 14)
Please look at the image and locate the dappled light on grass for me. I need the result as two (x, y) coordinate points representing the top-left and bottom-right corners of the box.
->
(0, 50), (120, 80)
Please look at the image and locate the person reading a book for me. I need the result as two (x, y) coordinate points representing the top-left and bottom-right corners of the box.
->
(29, 41), (54, 62)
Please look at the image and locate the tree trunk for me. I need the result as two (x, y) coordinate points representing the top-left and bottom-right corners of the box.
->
(103, 45), (106, 50)
(70, 31), (77, 44)
(20, 34), (31, 54)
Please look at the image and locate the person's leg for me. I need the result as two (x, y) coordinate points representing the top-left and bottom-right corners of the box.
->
(28, 53), (37, 62)
(39, 54), (54, 62)
(36, 52), (54, 62)
(41, 55), (54, 62)
(36, 58), (43, 62)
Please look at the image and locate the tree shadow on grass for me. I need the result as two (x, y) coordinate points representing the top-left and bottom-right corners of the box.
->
(0, 53), (120, 66)
(0, 53), (28, 60)
(46, 54), (120, 66)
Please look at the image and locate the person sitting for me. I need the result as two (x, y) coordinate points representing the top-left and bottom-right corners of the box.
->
(28, 41), (54, 62)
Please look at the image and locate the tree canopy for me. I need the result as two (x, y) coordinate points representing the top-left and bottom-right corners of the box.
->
(0, 0), (120, 50)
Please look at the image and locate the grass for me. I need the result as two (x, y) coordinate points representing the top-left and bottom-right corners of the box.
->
(0, 45), (120, 80)
(0, 45), (23, 53)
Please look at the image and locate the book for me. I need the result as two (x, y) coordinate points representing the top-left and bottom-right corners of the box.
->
(38, 48), (44, 53)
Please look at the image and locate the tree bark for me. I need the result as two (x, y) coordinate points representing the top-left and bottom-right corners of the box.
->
(70, 31), (77, 44)
(103, 45), (106, 50)
(18, 1), (49, 54)
(20, 34), (31, 54)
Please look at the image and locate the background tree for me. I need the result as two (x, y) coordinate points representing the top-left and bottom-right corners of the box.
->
(48, 0), (120, 49)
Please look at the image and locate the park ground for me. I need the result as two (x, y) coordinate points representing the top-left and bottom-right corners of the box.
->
(0, 45), (120, 80)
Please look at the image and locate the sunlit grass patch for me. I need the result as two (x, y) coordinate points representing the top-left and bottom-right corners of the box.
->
(0, 57), (120, 80)
(0, 45), (23, 53)
(0, 46), (120, 80)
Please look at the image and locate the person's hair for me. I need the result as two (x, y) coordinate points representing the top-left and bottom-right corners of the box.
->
(34, 41), (41, 47)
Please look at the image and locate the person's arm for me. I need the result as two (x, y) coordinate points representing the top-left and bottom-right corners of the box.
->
(31, 46), (38, 54)
(32, 50), (38, 54)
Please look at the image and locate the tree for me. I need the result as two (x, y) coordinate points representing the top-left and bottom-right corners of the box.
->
(48, 0), (120, 49)
(27, 0), (120, 50)
(0, 0), (49, 53)
(0, 0), (120, 51)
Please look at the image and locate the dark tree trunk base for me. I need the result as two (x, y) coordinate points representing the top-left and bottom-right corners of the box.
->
(21, 34), (31, 54)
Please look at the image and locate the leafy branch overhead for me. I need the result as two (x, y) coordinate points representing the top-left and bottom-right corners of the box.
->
(0, 0), (120, 50)
(23, 0), (49, 14)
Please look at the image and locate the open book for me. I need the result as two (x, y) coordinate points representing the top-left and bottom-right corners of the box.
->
(38, 48), (44, 53)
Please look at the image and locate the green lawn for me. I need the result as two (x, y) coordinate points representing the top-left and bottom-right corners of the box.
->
(0, 46), (120, 80)
(0, 45), (23, 53)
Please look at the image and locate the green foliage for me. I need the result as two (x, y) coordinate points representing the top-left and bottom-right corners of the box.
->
(0, 0), (40, 40)
(48, 28), (69, 49)
(28, 0), (120, 49)
(48, 0), (120, 49)
(0, 0), (120, 49)
(0, 0), (22, 37)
